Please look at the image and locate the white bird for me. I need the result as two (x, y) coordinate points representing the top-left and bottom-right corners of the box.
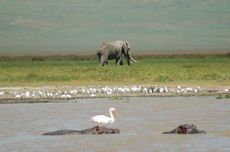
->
(90, 108), (118, 124)
(224, 89), (229, 92)
(0, 91), (4, 96)
(164, 86), (169, 92)
(24, 91), (30, 98)
(159, 87), (164, 93)
(143, 87), (148, 94)
(15, 94), (22, 99)
(90, 93), (96, 97)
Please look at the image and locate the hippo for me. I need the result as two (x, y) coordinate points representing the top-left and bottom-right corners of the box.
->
(42, 125), (120, 136)
(162, 124), (206, 134)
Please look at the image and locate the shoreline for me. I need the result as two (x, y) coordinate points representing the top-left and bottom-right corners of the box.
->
(0, 85), (229, 104)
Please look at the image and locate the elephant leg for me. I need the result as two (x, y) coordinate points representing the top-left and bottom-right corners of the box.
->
(115, 58), (118, 65)
(97, 52), (101, 62)
(126, 56), (131, 65)
(116, 57), (122, 66)
(127, 60), (131, 65)
(100, 56), (106, 66)
(119, 59), (123, 65)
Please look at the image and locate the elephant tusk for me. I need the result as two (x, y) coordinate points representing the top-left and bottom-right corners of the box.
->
(130, 56), (137, 63)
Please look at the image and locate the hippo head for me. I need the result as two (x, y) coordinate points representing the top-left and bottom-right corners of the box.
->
(176, 125), (188, 134)
(163, 124), (206, 134)
(92, 126), (120, 135)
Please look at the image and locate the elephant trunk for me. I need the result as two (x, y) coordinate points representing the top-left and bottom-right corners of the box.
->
(125, 49), (137, 64)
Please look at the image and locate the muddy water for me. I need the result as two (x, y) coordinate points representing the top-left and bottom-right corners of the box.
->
(0, 96), (229, 152)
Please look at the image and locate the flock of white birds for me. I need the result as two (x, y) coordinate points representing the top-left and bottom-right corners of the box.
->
(0, 86), (229, 100)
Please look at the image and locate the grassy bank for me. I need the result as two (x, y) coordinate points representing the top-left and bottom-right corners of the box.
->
(0, 54), (229, 87)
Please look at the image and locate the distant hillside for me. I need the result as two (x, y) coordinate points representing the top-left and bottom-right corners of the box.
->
(1, 0), (230, 56)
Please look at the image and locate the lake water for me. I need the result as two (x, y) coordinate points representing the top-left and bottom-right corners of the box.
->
(0, 96), (230, 152)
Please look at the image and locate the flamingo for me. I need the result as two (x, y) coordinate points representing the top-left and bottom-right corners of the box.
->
(90, 108), (118, 124)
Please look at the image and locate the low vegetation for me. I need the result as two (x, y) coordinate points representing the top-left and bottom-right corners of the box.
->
(216, 93), (230, 99)
(0, 54), (229, 87)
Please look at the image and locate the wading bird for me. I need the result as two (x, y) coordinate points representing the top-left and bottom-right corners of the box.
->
(90, 108), (118, 124)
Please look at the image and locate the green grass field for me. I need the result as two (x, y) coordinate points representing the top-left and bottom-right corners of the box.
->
(0, 54), (229, 87)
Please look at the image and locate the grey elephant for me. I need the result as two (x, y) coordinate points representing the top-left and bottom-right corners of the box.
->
(97, 40), (137, 66)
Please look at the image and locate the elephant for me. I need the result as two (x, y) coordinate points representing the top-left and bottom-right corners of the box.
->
(42, 126), (120, 135)
(97, 40), (137, 66)
(162, 124), (206, 134)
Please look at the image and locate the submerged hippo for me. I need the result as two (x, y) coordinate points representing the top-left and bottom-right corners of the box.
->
(42, 125), (120, 136)
(162, 124), (206, 134)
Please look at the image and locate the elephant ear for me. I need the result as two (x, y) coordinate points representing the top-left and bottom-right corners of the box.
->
(122, 41), (129, 55)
